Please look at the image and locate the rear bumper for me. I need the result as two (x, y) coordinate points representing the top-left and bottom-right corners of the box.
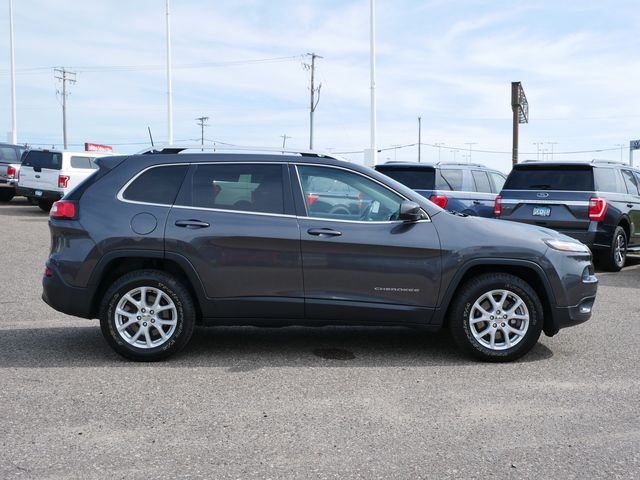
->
(42, 264), (94, 319)
(16, 186), (62, 201)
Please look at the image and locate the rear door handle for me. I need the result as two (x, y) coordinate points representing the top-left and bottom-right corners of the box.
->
(307, 227), (342, 237)
(472, 200), (481, 205)
(175, 219), (210, 229)
(627, 204), (634, 208)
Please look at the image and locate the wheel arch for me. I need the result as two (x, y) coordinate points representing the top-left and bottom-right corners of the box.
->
(436, 259), (557, 336)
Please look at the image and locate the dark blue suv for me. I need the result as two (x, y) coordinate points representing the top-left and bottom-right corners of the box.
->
(375, 162), (506, 217)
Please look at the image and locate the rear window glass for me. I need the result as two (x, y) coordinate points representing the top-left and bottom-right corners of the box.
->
(123, 165), (189, 205)
(375, 167), (435, 190)
(436, 169), (464, 190)
(70, 156), (98, 169)
(0, 146), (20, 164)
(22, 151), (62, 170)
(503, 166), (594, 191)
(181, 163), (285, 215)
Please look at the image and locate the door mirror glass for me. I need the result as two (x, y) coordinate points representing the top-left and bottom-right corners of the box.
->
(399, 200), (422, 221)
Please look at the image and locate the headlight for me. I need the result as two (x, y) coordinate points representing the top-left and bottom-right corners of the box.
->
(544, 238), (590, 253)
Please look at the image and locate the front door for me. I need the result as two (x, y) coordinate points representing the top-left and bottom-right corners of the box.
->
(165, 161), (304, 319)
(293, 164), (442, 325)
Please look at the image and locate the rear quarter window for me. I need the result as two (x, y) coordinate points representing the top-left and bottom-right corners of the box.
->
(471, 170), (492, 193)
(70, 156), (99, 169)
(122, 165), (189, 205)
(594, 168), (626, 193)
(504, 166), (594, 191)
(436, 169), (464, 191)
(375, 167), (435, 190)
(21, 151), (62, 170)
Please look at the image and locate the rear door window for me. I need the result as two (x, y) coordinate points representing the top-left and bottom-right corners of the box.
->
(594, 168), (626, 193)
(436, 169), (464, 191)
(621, 169), (639, 195)
(179, 163), (285, 215)
(21, 151), (62, 170)
(375, 167), (435, 190)
(123, 165), (189, 205)
(504, 166), (594, 191)
(471, 170), (492, 193)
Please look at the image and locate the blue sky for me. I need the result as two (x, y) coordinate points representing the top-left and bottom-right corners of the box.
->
(1, 0), (639, 171)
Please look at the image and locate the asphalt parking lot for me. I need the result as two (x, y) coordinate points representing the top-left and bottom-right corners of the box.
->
(0, 198), (638, 480)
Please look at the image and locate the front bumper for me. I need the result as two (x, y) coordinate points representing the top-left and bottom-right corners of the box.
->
(16, 186), (62, 201)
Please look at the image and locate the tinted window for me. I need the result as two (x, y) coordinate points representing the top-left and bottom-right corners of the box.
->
(0, 146), (19, 164)
(621, 169), (639, 195)
(375, 167), (435, 190)
(123, 165), (188, 205)
(436, 169), (464, 190)
(490, 172), (506, 192)
(594, 168), (626, 193)
(504, 166), (594, 191)
(21, 151), (62, 170)
(70, 156), (98, 169)
(471, 170), (492, 193)
(184, 163), (284, 214)
(298, 165), (404, 221)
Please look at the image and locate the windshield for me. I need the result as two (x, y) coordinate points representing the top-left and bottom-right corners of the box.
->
(376, 167), (435, 190)
(504, 165), (594, 191)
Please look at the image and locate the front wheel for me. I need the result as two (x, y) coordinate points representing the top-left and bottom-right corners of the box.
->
(99, 270), (196, 361)
(448, 273), (543, 362)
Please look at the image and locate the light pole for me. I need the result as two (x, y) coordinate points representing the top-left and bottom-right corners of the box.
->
(166, 0), (173, 144)
(281, 134), (291, 149)
(464, 142), (477, 164)
(615, 144), (624, 163)
(546, 142), (558, 161)
(533, 142), (543, 161)
(195, 116), (209, 150)
(450, 149), (457, 162)
(434, 142), (444, 163)
(417, 116), (422, 162)
(8, 0), (17, 144)
(369, 0), (377, 165)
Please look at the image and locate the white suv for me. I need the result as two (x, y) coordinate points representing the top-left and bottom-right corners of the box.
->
(17, 150), (111, 211)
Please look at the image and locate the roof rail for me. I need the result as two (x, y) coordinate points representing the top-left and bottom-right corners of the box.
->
(135, 144), (344, 160)
(591, 159), (626, 165)
(436, 161), (486, 168)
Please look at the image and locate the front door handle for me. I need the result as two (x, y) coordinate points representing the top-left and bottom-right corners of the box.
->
(472, 200), (481, 205)
(627, 204), (634, 208)
(307, 227), (342, 237)
(175, 219), (210, 229)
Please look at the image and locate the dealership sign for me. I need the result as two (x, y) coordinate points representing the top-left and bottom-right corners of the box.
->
(84, 142), (113, 152)
(631, 140), (640, 150)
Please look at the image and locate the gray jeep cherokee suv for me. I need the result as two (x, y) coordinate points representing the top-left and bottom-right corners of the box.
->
(42, 148), (598, 362)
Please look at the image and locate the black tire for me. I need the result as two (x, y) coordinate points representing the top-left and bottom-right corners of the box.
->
(99, 270), (196, 361)
(37, 200), (54, 212)
(448, 273), (543, 362)
(594, 226), (627, 272)
(0, 189), (14, 202)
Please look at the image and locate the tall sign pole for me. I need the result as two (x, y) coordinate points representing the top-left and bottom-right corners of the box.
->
(511, 81), (529, 165)
(418, 116), (422, 162)
(8, 0), (17, 144)
(166, 0), (173, 144)
(631, 140), (640, 166)
(370, 0), (377, 165)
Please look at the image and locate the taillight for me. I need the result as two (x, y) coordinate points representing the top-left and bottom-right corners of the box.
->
(588, 197), (608, 222)
(494, 195), (502, 217)
(430, 195), (448, 209)
(7, 166), (16, 179)
(50, 201), (76, 219)
(306, 193), (319, 206)
(58, 175), (70, 188)
(44, 267), (54, 278)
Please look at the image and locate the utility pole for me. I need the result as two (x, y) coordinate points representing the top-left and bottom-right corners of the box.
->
(54, 68), (76, 149)
(280, 134), (291, 150)
(547, 142), (558, 161)
(8, 0), (17, 144)
(417, 116), (422, 162)
(304, 53), (322, 150)
(370, 0), (377, 165)
(533, 142), (543, 161)
(166, 0), (173, 144)
(464, 142), (477, 164)
(434, 142), (444, 163)
(195, 116), (209, 150)
(450, 149), (457, 162)
(615, 144), (625, 163)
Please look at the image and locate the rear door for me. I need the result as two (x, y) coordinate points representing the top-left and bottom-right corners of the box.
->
(294, 163), (441, 325)
(469, 169), (497, 217)
(19, 150), (63, 194)
(499, 164), (594, 231)
(620, 169), (640, 245)
(164, 161), (304, 319)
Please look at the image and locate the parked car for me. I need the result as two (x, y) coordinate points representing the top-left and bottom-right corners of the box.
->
(374, 161), (506, 217)
(16, 149), (111, 211)
(0, 142), (27, 202)
(42, 147), (597, 362)
(496, 160), (640, 271)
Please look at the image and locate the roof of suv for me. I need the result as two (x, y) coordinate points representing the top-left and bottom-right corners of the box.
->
(377, 161), (495, 170)
(517, 160), (637, 170)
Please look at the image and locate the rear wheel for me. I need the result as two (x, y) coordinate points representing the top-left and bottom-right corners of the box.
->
(448, 273), (543, 362)
(595, 226), (627, 272)
(0, 189), (14, 202)
(37, 200), (53, 212)
(99, 270), (196, 361)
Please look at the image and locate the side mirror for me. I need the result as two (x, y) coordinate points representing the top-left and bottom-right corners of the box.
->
(398, 200), (423, 222)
